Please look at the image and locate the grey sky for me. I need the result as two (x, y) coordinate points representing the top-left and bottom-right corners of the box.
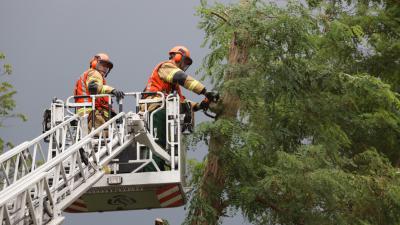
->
(0, 0), (253, 224)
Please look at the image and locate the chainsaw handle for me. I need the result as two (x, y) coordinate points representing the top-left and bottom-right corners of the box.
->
(203, 109), (216, 119)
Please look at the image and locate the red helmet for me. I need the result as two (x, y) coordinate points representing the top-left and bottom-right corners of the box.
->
(169, 46), (193, 66)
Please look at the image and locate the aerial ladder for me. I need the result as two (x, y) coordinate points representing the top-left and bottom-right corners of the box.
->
(0, 92), (190, 225)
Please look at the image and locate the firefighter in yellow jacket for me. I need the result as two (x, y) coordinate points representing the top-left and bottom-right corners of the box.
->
(74, 53), (125, 130)
(144, 46), (219, 112)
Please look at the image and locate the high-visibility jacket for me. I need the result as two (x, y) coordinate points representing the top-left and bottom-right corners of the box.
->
(145, 61), (205, 101)
(145, 61), (185, 101)
(74, 69), (113, 115)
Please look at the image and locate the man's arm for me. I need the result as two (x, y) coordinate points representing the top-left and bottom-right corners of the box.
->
(159, 63), (205, 94)
(86, 69), (114, 94)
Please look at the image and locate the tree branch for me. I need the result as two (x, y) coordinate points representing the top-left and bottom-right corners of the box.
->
(211, 11), (229, 23)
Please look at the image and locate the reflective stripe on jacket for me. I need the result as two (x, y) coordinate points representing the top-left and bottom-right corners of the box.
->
(145, 61), (185, 101)
(74, 69), (111, 115)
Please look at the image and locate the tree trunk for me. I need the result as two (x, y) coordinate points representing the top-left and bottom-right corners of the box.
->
(191, 2), (250, 224)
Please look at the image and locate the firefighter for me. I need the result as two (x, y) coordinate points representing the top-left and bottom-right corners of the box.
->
(141, 46), (219, 172)
(143, 45), (219, 112)
(74, 53), (125, 130)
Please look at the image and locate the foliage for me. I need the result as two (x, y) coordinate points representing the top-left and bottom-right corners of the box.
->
(185, 0), (400, 224)
(0, 53), (26, 152)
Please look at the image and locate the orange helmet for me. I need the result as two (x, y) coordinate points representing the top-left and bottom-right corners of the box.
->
(169, 46), (193, 66)
(90, 53), (114, 70)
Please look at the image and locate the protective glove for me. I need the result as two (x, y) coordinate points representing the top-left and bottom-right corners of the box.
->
(111, 89), (125, 99)
(88, 81), (98, 95)
(204, 91), (220, 103)
(193, 99), (209, 111)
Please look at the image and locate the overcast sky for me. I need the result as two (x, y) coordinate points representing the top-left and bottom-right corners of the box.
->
(0, 0), (255, 224)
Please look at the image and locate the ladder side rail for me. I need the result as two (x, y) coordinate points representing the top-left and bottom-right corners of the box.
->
(0, 172), (47, 224)
(0, 112), (131, 224)
(0, 115), (81, 190)
(0, 92), (185, 223)
(0, 113), (124, 200)
(0, 92), (183, 223)
(53, 123), (134, 213)
(0, 142), (30, 168)
(0, 115), (79, 164)
(42, 112), (126, 180)
(0, 172), (64, 225)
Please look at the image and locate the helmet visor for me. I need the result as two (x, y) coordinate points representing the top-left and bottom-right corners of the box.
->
(181, 57), (192, 71)
(184, 57), (192, 66)
(99, 60), (113, 70)
(97, 60), (113, 76)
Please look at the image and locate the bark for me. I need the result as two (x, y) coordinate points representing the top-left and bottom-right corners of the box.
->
(191, 1), (250, 224)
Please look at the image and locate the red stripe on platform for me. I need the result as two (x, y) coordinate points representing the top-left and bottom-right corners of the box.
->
(156, 184), (178, 195)
(159, 190), (181, 203)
